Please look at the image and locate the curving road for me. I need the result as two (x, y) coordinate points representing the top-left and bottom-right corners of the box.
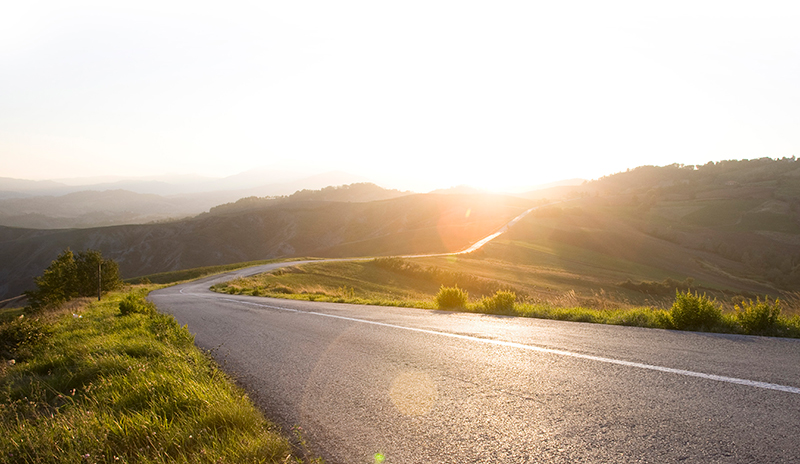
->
(150, 262), (800, 463)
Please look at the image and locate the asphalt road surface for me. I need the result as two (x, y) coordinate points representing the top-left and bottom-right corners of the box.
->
(150, 262), (800, 463)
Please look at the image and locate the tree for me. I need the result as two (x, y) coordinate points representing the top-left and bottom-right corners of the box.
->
(74, 249), (121, 298)
(26, 248), (122, 311)
(26, 249), (77, 309)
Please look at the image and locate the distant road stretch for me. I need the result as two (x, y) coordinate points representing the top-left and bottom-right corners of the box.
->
(151, 261), (800, 463)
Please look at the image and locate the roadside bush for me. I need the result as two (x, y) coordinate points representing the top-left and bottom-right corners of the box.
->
(26, 248), (122, 311)
(119, 293), (157, 316)
(436, 286), (468, 310)
(669, 291), (722, 331)
(479, 290), (517, 315)
(736, 298), (781, 335)
(0, 316), (50, 361)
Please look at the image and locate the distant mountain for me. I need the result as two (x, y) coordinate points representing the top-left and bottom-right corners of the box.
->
(0, 178), (73, 197)
(0, 190), (204, 229)
(0, 170), (375, 197)
(5, 158), (798, 303)
(216, 170), (372, 195)
(0, 171), (384, 229)
(0, 193), (531, 300)
(207, 183), (412, 215)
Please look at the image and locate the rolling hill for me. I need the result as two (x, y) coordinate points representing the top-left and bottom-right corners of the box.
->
(0, 171), (383, 229)
(468, 158), (800, 305)
(0, 192), (530, 300)
(3, 158), (799, 307)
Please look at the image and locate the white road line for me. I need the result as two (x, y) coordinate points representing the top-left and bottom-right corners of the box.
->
(222, 297), (800, 395)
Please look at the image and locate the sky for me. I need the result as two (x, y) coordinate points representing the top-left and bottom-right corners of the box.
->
(2, 1), (800, 193)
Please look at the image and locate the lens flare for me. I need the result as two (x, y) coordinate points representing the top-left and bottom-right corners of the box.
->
(389, 371), (438, 416)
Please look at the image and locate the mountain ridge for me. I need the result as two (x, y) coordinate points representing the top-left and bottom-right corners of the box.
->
(0, 193), (530, 300)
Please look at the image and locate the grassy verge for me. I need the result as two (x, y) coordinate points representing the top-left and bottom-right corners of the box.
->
(125, 258), (318, 285)
(212, 258), (800, 338)
(211, 259), (439, 309)
(0, 289), (319, 463)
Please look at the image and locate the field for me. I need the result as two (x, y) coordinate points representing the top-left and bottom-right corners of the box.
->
(0, 290), (319, 463)
(210, 188), (800, 335)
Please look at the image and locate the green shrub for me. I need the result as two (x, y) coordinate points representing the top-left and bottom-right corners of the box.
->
(26, 248), (122, 311)
(479, 290), (517, 314)
(0, 316), (50, 361)
(669, 291), (722, 331)
(736, 298), (781, 335)
(436, 286), (468, 310)
(118, 293), (157, 316)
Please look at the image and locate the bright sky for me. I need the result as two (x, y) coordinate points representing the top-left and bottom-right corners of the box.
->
(2, 1), (799, 192)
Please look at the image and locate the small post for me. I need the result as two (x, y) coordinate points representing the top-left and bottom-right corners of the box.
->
(98, 261), (102, 301)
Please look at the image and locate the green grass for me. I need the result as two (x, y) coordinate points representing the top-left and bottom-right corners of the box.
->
(125, 258), (317, 285)
(0, 289), (318, 463)
(212, 259), (434, 307)
(0, 306), (26, 324)
(213, 259), (800, 338)
(680, 199), (762, 228)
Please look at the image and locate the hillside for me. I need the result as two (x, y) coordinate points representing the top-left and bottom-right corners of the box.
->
(0, 193), (530, 300)
(471, 158), (800, 304)
(0, 171), (385, 229)
(0, 190), (206, 228)
(302, 159), (798, 311)
(206, 183), (411, 215)
(4, 158), (798, 304)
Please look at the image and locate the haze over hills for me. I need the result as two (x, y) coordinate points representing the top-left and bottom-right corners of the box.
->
(0, 168), (584, 229)
(2, 158), (799, 305)
(0, 191), (529, 300)
(498, 158), (800, 297)
(0, 169), (372, 197)
(0, 170), (379, 229)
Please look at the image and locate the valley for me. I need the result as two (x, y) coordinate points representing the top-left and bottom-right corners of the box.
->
(2, 158), (800, 312)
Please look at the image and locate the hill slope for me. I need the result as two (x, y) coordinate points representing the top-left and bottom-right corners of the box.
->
(0, 182), (411, 229)
(0, 193), (530, 300)
(477, 158), (800, 303)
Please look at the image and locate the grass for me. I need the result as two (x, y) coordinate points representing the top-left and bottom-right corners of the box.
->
(212, 260), (440, 309)
(0, 289), (319, 464)
(212, 258), (800, 338)
(124, 258), (315, 285)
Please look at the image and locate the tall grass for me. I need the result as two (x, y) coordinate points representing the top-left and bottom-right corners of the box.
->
(0, 289), (315, 463)
(216, 263), (800, 338)
(669, 291), (723, 331)
(435, 286), (468, 310)
(124, 258), (299, 285)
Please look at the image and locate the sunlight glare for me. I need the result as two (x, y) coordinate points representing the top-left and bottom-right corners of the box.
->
(389, 371), (438, 416)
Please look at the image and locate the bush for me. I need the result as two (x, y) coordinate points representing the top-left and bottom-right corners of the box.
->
(669, 291), (722, 331)
(119, 293), (157, 316)
(26, 248), (122, 311)
(736, 298), (781, 335)
(479, 290), (517, 314)
(436, 286), (468, 310)
(0, 316), (50, 361)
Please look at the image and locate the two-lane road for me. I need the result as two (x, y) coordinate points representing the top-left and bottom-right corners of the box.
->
(150, 263), (800, 463)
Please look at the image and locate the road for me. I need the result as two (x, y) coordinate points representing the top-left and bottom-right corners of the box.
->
(150, 262), (800, 463)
